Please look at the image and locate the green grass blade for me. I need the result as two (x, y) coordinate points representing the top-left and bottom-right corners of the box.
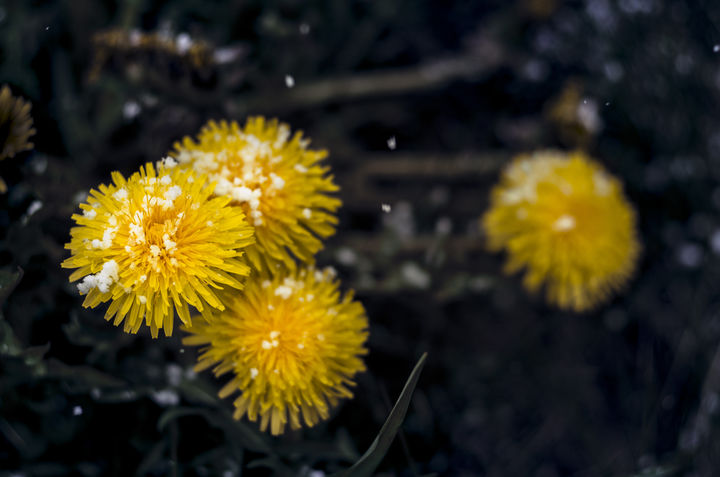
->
(335, 352), (427, 477)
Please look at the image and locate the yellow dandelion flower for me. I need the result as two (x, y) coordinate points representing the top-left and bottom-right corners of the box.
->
(0, 84), (36, 161)
(183, 267), (368, 435)
(172, 117), (341, 272)
(482, 150), (640, 311)
(62, 162), (254, 337)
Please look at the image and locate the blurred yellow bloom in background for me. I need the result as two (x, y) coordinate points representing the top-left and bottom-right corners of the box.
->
(172, 117), (341, 273)
(0, 84), (35, 162)
(62, 162), (254, 337)
(0, 85), (36, 192)
(482, 150), (640, 312)
(183, 267), (368, 435)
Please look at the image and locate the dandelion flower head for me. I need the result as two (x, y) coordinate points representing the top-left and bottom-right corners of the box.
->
(172, 117), (341, 272)
(183, 266), (369, 435)
(62, 162), (254, 337)
(0, 84), (35, 161)
(482, 150), (640, 311)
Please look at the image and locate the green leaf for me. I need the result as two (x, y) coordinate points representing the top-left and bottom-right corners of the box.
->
(21, 342), (51, 361)
(246, 457), (282, 469)
(335, 427), (361, 462)
(45, 358), (126, 388)
(0, 266), (23, 307)
(0, 268), (25, 359)
(157, 407), (204, 432)
(209, 409), (274, 455)
(21, 342), (51, 374)
(0, 320), (23, 357)
(334, 352), (427, 477)
(246, 456), (296, 477)
(157, 406), (272, 454)
(274, 440), (356, 462)
(134, 439), (167, 477)
(177, 379), (221, 406)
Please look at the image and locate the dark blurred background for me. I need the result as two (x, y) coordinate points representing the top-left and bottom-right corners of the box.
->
(3, 0), (720, 475)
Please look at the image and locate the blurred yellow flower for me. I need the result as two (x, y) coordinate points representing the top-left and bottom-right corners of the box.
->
(183, 267), (368, 435)
(0, 84), (35, 162)
(172, 117), (341, 272)
(482, 150), (640, 311)
(62, 162), (254, 337)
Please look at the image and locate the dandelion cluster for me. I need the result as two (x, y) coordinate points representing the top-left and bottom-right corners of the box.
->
(172, 117), (341, 272)
(482, 150), (640, 311)
(62, 163), (254, 337)
(183, 267), (368, 435)
(64, 117), (368, 434)
(0, 84), (35, 161)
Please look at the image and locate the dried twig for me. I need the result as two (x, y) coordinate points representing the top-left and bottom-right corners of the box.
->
(230, 37), (506, 114)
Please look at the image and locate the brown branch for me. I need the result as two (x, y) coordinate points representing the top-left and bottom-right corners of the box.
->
(230, 37), (506, 114)
(336, 152), (508, 213)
